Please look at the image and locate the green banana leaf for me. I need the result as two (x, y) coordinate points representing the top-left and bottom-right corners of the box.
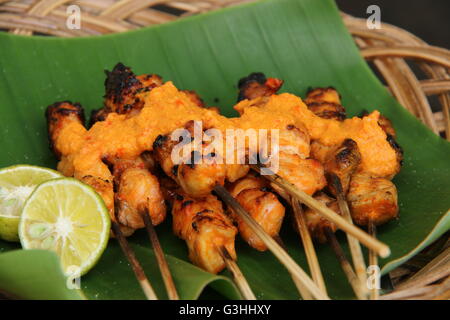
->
(0, 0), (449, 300)
(0, 249), (84, 299)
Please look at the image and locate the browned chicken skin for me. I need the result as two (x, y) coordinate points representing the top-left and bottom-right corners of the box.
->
(347, 173), (398, 226)
(91, 63), (207, 127)
(323, 139), (361, 196)
(171, 191), (237, 274)
(227, 173), (285, 251)
(304, 192), (341, 243)
(235, 75), (328, 197)
(152, 121), (227, 198)
(306, 87), (401, 227)
(305, 87), (346, 121)
(237, 72), (284, 102)
(103, 63), (163, 117)
(113, 159), (166, 229)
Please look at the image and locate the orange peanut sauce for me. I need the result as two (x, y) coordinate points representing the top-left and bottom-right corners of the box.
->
(55, 81), (397, 183)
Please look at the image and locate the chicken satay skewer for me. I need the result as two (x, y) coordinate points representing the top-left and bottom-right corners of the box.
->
(47, 101), (160, 300)
(99, 153), (179, 299)
(226, 174), (314, 299)
(141, 209), (179, 300)
(250, 164), (390, 258)
(306, 88), (369, 294)
(237, 75), (388, 257)
(164, 182), (256, 300)
(237, 75), (328, 297)
(346, 115), (402, 300)
(153, 128), (328, 300)
(291, 199), (327, 295)
(99, 157), (180, 301)
(214, 185), (329, 300)
(90, 63), (181, 300)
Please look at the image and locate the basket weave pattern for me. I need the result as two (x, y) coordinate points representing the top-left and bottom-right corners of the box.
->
(0, 0), (449, 300)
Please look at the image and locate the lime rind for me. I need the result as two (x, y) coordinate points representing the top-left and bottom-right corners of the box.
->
(19, 178), (111, 276)
(0, 165), (62, 242)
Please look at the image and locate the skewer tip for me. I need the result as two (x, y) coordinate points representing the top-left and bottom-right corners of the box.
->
(380, 247), (391, 258)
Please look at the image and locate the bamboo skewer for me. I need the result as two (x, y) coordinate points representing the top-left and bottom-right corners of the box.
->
(110, 220), (158, 300)
(273, 235), (313, 300)
(329, 176), (368, 298)
(141, 210), (179, 300)
(324, 228), (367, 300)
(291, 198), (327, 295)
(217, 245), (257, 300)
(213, 185), (330, 300)
(251, 164), (390, 258)
(368, 221), (379, 300)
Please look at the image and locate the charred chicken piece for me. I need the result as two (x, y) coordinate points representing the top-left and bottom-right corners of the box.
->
(172, 191), (237, 274)
(115, 166), (166, 229)
(101, 155), (166, 229)
(227, 173), (285, 251)
(153, 121), (226, 198)
(323, 139), (361, 196)
(304, 192), (341, 243)
(104, 62), (163, 116)
(347, 173), (399, 226)
(237, 72), (284, 102)
(305, 87), (346, 121)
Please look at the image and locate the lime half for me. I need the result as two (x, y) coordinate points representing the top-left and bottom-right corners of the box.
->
(19, 178), (111, 276)
(0, 165), (62, 241)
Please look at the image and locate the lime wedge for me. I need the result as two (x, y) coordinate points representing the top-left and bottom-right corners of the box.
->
(0, 165), (62, 242)
(19, 178), (111, 276)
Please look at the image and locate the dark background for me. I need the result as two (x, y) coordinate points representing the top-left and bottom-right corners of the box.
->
(336, 0), (450, 49)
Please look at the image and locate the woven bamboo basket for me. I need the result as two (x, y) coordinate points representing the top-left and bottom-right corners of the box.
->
(0, 0), (449, 300)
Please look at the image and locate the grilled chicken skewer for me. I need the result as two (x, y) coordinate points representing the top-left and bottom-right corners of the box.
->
(306, 87), (401, 299)
(90, 66), (182, 299)
(155, 92), (314, 298)
(227, 172), (285, 252)
(49, 63), (402, 300)
(54, 63), (391, 261)
(238, 76), (400, 298)
(46, 101), (159, 299)
(158, 176), (256, 299)
(305, 87), (368, 297)
(238, 76), (363, 296)
(109, 156), (180, 299)
(153, 123), (328, 300)
(236, 75), (329, 294)
(227, 174), (316, 299)
(236, 75), (390, 258)
(355, 112), (401, 299)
